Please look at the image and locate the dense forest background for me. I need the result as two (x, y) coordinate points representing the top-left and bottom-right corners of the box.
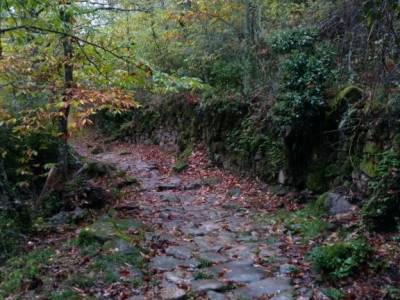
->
(1, 0), (400, 299)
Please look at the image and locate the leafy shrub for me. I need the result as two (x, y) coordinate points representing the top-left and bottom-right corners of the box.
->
(209, 59), (243, 88)
(0, 122), (59, 189)
(226, 117), (285, 180)
(272, 47), (335, 133)
(362, 149), (400, 231)
(309, 239), (371, 279)
(269, 27), (317, 54)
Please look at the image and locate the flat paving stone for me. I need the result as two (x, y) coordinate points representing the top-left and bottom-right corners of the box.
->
(158, 183), (179, 191)
(160, 285), (186, 300)
(191, 280), (227, 293)
(194, 236), (224, 252)
(271, 291), (295, 300)
(150, 256), (183, 271)
(165, 246), (193, 259)
(205, 261), (266, 284)
(198, 221), (221, 234)
(207, 291), (227, 300)
(159, 192), (180, 202)
(233, 277), (293, 298)
(75, 141), (295, 300)
(180, 225), (206, 236)
(223, 265), (266, 283)
(225, 245), (256, 261)
(198, 251), (229, 264)
(165, 270), (193, 285)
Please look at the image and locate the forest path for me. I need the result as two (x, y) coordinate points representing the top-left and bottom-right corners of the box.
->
(73, 134), (304, 300)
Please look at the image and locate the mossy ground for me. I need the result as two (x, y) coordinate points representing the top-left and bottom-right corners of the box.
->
(255, 197), (330, 243)
(0, 215), (148, 299)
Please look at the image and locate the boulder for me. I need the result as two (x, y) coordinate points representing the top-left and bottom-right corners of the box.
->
(49, 211), (71, 226)
(325, 192), (354, 215)
(71, 207), (89, 223)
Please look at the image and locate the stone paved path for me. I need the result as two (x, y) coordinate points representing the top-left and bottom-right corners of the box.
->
(75, 139), (298, 300)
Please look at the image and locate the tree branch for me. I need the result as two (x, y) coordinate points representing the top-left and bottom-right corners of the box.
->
(0, 25), (27, 33)
(0, 25), (129, 62)
(76, 1), (152, 13)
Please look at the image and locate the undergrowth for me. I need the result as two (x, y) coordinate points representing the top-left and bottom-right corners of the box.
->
(0, 247), (54, 298)
(309, 239), (372, 280)
(255, 197), (329, 242)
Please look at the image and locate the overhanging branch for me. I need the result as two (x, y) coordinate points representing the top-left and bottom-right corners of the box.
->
(0, 25), (129, 62)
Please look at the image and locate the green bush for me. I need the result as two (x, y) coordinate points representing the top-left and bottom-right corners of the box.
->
(209, 59), (243, 88)
(272, 47), (335, 133)
(309, 239), (371, 279)
(270, 27), (317, 54)
(362, 149), (400, 231)
(0, 125), (59, 189)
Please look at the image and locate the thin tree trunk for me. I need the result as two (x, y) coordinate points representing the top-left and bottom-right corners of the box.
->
(0, 34), (3, 59)
(59, 0), (74, 176)
(0, 159), (12, 209)
(242, 0), (258, 98)
(37, 1), (74, 207)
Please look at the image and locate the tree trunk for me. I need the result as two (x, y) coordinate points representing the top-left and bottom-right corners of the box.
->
(58, 0), (74, 176)
(241, 0), (262, 98)
(0, 159), (12, 209)
(38, 1), (74, 207)
(0, 34), (3, 59)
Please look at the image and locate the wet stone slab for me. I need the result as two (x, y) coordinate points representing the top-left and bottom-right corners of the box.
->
(159, 192), (181, 202)
(191, 279), (227, 293)
(207, 291), (227, 300)
(150, 255), (199, 272)
(233, 277), (293, 298)
(206, 261), (266, 284)
(77, 141), (296, 300)
(164, 270), (193, 285)
(165, 246), (193, 259)
(159, 285), (186, 300)
(193, 236), (224, 252)
(198, 251), (229, 264)
(225, 244), (257, 261)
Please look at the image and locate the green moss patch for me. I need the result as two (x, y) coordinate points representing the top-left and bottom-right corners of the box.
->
(255, 198), (329, 243)
(174, 144), (193, 173)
